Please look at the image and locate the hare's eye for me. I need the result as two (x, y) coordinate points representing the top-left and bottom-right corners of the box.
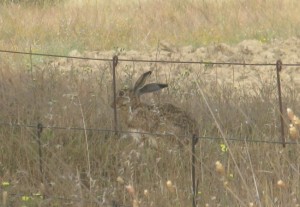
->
(119, 91), (125, 96)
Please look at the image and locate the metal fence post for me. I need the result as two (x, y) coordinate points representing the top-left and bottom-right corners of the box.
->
(112, 56), (119, 135)
(37, 123), (43, 182)
(191, 134), (198, 207)
(275, 60), (285, 148)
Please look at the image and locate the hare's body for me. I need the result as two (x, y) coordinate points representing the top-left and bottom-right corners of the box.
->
(159, 103), (199, 137)
(113, 71), (198, 144)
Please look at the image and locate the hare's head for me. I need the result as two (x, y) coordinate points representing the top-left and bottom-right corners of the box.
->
(112, 71), (168, 110)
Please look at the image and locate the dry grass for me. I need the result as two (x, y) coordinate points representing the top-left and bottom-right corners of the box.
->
(1, 0), (300, 206)
(0, 54), (300, 206)
(1, 0), (300, 53)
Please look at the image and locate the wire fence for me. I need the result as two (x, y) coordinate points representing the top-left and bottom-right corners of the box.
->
(0, 122), (297, 145)
(2, 48), (300, 66)
(0, 48), (299, 207)
(2, 49), (291, 145)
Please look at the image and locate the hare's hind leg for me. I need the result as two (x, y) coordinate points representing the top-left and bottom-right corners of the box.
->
(126, 128), (158, 148)
(127, 128), (143, 143)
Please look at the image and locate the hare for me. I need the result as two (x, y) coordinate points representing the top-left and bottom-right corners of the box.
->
(112, 71), (199, 145)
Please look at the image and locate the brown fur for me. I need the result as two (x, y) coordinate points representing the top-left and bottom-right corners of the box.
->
(113, 76), (199, 144)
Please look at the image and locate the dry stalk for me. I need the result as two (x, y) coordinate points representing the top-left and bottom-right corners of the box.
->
(77, 96), (92, 192)
(244, 141), (262, 207)
(193, 75), (252, 200)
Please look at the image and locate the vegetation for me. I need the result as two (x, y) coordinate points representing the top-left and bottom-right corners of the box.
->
(0, 55), (299, 206)
(1, 0), (300, 54)
(1, 0), (300, 206)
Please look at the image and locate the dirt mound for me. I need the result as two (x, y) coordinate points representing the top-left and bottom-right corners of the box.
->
(48, 37), (300, 90)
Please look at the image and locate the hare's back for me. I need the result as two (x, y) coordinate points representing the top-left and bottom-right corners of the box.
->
(159, 103), (199, 136)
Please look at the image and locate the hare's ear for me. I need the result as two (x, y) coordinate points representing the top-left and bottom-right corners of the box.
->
(133, 71), (152, 93)
(138, 83), (168, 95)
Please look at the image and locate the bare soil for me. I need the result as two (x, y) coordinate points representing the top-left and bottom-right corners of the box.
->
(50, 37), (300, 91)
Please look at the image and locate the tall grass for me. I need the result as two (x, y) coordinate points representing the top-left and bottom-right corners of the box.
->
(0, 54), (300, 206)
(1, 0), (300, 54)
(1, 0), (300, 206)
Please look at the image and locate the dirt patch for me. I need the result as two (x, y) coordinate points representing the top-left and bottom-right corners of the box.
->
(48, 37), (300, 91)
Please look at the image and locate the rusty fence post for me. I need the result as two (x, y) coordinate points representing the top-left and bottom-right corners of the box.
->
(37, 123), (44, 182)
(276, 60), (285, 148)
(112, 56), (119, 135)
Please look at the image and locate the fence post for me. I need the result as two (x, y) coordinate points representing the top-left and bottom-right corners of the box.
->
(37, 123), (44, 182)
(112, 56), (119, 135)
(191, 134), (198, 207)
(275, 60), (285, 148)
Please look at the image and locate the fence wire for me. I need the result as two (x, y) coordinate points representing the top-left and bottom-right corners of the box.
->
(1, 48), (300, 206)
(0, 122), (297, 145)
(0, 48), (298, 146)
(2, 49), (300, 66)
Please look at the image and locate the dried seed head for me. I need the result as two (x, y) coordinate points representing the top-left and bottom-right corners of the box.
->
(215, 161), (225, 174)
(125, 185), (135, 196)
(277, 180), (285, 188)
(287, 108), (295, 121)
(166, 180), (175, 193)
(166, 180), (172, 188)
(117, 176), (124, 184)
(143, 189), (149, 197)
(289, 125), (299, 140)
(133, 199), (139, 207)
(293, 116), (300, 126)
(249, 202), (255, 207)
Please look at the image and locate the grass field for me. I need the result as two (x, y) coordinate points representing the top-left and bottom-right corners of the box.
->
(1, 0), (300, 53)
(1, 0), (300, 207)
(1, 54), (299, 206)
